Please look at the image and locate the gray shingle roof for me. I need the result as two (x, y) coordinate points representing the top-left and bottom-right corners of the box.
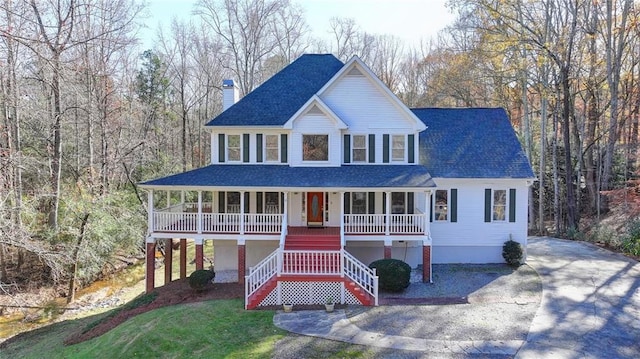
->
(413, 108), (535, 179)
(141, 165), (435, 189)
(206, 54), (344, 126)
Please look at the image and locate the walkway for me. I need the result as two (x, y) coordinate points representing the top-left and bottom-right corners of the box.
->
(273, 237), (640, 358)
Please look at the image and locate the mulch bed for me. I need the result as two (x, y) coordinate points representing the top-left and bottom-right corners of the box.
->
(64, 279), (244, 345)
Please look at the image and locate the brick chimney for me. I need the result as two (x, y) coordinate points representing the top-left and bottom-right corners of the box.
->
(222, 79), (239, 111)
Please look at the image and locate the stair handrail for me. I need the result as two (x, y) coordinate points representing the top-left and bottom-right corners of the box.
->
(245, 248), (279, 308)
(341, 250), (379, 305)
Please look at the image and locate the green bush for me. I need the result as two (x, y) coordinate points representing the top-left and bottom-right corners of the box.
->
(369, 258), (411, 292)
(502, 240), (523, 267)
(188, 269), (216, 291)
(622, 220), (640, 257)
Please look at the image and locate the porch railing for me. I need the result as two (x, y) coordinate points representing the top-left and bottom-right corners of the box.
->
(343, 213), (426, 234)
(281, 250), (341, 275)
(343, 250), (379, 305)
(245, 249), (279, 309)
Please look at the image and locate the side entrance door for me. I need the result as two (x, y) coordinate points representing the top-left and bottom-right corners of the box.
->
(306, 192), (324, 226)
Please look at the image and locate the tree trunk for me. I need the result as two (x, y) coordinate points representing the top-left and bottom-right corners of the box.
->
(67, 213), (90, 304)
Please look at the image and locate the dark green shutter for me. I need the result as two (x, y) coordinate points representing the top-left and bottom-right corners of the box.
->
(256, 192), (263, 213)
(218, 191), (225, 213)
(218, 134), (225, 163)
(382, 134), (389, 163)
(407, 192), (414, 214)
(368, 134), (375, 163)
(344, 134), (351, 163)
(243, 134), (250, 162)
(451, 189), (458, 223)
(408, 134), (415, 163)
(484, 189), (492, 222)
(344, 192), (350, 214)
(368, 192), (375, 214)
(280, 134), (287, 163)
(509, 189), (516, 222)
(243, 192), (250, 213)
(256, 134), (263, 163)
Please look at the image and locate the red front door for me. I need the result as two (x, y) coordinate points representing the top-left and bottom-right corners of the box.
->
(307, 192), (324, 226)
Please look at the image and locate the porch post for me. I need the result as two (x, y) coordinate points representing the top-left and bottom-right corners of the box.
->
(197, 191), (203, 234)
(424, 190), (431, 236)
(385, 191), (391, 235)
(164, 238), (173, 285)
(339, 191), (345, 247)
(195, 237), (204, 270)
(145, 237), (156, 293)
(147, 190), (154, 234)
(238, 238), (246, 284)
(240, 190), (245, 235)
(422, 244), (432, 283)
(180, 238), (187, 279)
(384, 240), (392, 259)
(166, 191), (170, 208)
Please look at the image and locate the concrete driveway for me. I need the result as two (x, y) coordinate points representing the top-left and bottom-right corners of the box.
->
(518, 237), (640, 358)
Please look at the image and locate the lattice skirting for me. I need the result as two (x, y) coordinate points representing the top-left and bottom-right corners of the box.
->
(258, 281), (362, 306)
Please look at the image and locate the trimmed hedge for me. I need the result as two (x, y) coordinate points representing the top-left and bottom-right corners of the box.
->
(502, 240), (523, 267)
(188, 269), (216, 291)
(369, 258), (411, 292)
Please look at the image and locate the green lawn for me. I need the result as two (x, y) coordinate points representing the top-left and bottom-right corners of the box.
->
(1, 299), (285, 359)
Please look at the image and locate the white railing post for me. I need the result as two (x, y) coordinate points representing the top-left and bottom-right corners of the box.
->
(340, 192), (345, 248)
(240, 191), (245, 235)
(147, 190), (154, 233)
(385, 191), (391, 235)
(197, 191), (203, 234)
(425, 190), (431, 236)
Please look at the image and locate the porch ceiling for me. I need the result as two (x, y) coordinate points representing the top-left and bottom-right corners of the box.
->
(141, 164), (436, 190)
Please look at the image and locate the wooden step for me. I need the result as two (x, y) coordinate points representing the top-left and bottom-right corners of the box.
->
(284, 234), (341, 250)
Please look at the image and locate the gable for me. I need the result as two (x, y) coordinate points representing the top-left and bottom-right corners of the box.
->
(414, 108), (535, 179)
(318, 57), (426, 133)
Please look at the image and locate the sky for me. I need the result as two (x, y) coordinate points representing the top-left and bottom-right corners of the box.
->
(142, 0), (456, 49)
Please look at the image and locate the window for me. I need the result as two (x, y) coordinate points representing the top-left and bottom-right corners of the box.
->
(392, 135), (405, 161)
(227, 135), (241, 161)
(264, 192), (280, 213)
(493, 190), (507, 221)
(391, 192), (405, 214)
(265, 135), (279, 162)
(303, 134), (328, 161)
(352, 192), (367, 214)
(226, 192), (241, 213)
(434, 190), (448, 221)
(352, 135), (366, 163)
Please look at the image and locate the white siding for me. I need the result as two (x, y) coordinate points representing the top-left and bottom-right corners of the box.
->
(210, 129), (288, 164)
(321, 75), (415, 131)
(429, 179), (530, 263)
(213, 240), (278, 271)
(290, 114), (341, 167)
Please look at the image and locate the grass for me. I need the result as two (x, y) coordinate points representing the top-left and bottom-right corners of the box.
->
(1, 299), (285, 359)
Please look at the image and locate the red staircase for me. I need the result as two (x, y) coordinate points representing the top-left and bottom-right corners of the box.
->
(284, 226), (341, 250)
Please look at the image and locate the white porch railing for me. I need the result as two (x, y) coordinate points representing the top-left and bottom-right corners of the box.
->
(343, 213), (426, 234)
(344, 214), (386, 234)
(281, 250), (342, 275)
(153, 212), (197, 232)
(343, 250), (379, 305)
(244, 249), (279, 309)
(244, 214), (282, 233)
(245, 248), (379, 308)
(152, 211), (282, 234)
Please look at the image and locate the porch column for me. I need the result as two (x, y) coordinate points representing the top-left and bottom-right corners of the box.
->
(197, 190), (203, 234)
(147, 190), (154, 234)
(385, 191), (391, 235)
(166, 191), (170, 207)
(240, 190), (245, 235)
(195, 237), (204, 270)
(238, 239), (246, 284)
(339, 191), (345, 247)
(384, 239), (392, 259)
(145, 237), (156, 293)
(424, 190), (431, 236)
(180, 238), (187, 279)
(164, 238), (173, 285)
(422, 244), (432, 283)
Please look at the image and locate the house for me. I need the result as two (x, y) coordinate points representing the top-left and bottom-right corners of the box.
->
(140, 54), (534, 309)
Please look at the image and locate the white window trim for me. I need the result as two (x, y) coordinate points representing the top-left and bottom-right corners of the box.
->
(227, 134), (242, 162)
(434, 189), (449, 222)
(302, 134), (330, 162)
(264, 134), (280, 163)
(491, 189), (508, 223)
(391, 134), (406, 162)
(351, 134), (367, 163)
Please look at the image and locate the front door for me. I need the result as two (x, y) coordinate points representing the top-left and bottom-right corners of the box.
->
(306, 192), (324, 226)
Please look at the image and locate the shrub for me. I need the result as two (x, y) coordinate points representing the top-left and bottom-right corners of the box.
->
(622, 219), (640, 257)
(502, 239), (523, 267)
(369, 258), (411, 292)
(188, 269), (216, 291)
